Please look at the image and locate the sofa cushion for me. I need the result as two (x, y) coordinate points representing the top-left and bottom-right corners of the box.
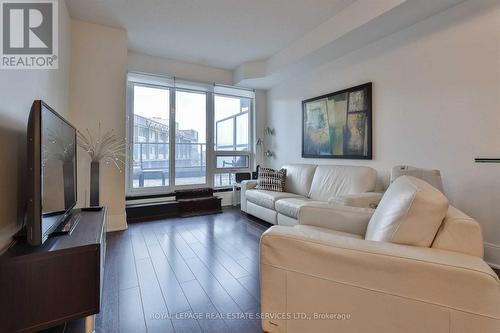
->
(294, 225), (363, 240)
(308, 165), (377, 201)
(257, 167), (287, 192)
(275, 198), (322, 219)
(282, 164), (317, 196)
(246, 189), (303, 210)
(365, 176), (449, 247)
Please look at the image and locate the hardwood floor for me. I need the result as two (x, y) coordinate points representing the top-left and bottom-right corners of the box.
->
(95, 207), (270, 333)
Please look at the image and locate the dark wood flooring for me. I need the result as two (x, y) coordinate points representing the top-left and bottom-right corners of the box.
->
(95, 207), (270, 333)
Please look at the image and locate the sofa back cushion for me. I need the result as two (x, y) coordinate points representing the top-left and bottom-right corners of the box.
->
(282, 164), (317, 196)
(365, 176), (449, 247)
(308, 165), (377, 201)
(431, 206), (484, 258)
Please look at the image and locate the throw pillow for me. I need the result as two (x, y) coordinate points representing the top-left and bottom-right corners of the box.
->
(257, 167), (287, 192)
(365, 175), (449, 247)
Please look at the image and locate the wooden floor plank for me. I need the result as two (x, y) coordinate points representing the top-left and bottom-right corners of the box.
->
(189, 236), (250, 279)
(238, 275), (261, 302)
(170, 311), (203, 333)
(147, 241), (192, 315)
(118, 287), (147, 333)
(135, 257), (175, 333)
(116, 233), (139, 290)
(156, 232), (196, 283)
(188, 241), (260, 311)
(185, 256), (257, 332)
(180, 279), (231, 333)
(130, 226), (150, 260)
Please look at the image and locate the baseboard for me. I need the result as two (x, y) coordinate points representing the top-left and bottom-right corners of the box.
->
(106, 224), (128, 232)
(106, 213), (128, 232)
(484, 242), (500, 268)
(216, 191), (234, 207)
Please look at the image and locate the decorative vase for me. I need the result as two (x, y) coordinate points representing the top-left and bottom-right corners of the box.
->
(90, 161), (100, 207)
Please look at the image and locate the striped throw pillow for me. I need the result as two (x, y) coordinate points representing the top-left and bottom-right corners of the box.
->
(257, 167), (287, 192)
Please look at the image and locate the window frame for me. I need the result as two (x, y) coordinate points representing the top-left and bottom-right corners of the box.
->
(213, 93), (253, 182)
(126, 74), (254, 196)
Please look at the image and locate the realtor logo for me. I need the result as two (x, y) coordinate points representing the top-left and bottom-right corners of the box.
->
(1, 0), (58, 69)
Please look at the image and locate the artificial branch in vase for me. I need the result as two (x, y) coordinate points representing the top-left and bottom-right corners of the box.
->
(77, 124), (126, 207)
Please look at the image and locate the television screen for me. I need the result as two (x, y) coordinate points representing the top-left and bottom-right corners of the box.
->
(40, 104), (77, 236)
(27, 100), (77, 245)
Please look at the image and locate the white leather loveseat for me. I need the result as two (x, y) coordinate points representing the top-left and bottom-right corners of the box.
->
(260, 176), (500, 333)
(241, 164), (382, 226)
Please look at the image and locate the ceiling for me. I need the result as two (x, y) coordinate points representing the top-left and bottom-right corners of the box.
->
(66, 0), (354, 70)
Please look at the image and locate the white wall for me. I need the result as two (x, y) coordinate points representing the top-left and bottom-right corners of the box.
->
(128, 51), (233, 85)
(69, 20), (128, 231)
(0, 0), (71, 250)
(266, 0), (500, 263)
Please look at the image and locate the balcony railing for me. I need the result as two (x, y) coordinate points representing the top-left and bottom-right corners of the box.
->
(132, 142), (206, 188)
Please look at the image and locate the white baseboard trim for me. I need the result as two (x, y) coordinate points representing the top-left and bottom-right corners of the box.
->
(106, 224), (128, 232)
(484, 242), (500, 269)
(216, 191), (235, 207)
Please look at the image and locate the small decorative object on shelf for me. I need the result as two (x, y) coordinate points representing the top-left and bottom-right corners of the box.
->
(262, 126), (275, 158)
(77, 124), (125, 207)
(264, 127), (275, 135)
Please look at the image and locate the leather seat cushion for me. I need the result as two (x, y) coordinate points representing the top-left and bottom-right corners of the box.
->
(365, 176), (449, 247)
(293, 225), (363, 240)
(275, 198), (323, 218)
(246, 189), (303, 210)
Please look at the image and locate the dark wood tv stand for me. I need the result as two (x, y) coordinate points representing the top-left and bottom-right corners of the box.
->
(0, 208), (107, 333)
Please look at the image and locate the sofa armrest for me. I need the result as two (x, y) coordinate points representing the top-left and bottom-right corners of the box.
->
(241, 180), (258, 189)
(240, 180), (258, 212)
(260, 226), (500, 320)
(329, 192), (384, 209)
(298, 203), (374, 236)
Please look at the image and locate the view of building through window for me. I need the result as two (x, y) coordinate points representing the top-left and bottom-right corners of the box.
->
(175, 90), (206, 186)
(132, 85), (170, 188)
(129, 80), (253, 193)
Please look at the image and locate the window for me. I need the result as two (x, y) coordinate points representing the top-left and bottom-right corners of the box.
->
(216, 155), (249, 169)
(175, 90), (207, 186)
(213, 93), (252, 182)
(126, 73), (254, 195)
(214, 173), (236, 188)
(130, 84), (170, 190)
(214, 95), (250, 151)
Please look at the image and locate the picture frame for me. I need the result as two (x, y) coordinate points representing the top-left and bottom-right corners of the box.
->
(302, 82), (372, 159)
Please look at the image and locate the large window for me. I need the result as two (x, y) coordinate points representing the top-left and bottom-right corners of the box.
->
(175, 90), (207, 186)
(126, 73), (254, 195)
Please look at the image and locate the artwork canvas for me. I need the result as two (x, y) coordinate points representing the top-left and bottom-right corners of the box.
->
(302, 83), (372, 159)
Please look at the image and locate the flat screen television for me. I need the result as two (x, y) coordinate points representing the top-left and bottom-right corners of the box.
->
(27, 100), (77, 245)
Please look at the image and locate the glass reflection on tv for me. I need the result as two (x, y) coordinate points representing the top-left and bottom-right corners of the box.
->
(41, 105), (76, 235)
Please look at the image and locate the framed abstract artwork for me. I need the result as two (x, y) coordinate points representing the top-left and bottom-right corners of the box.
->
(302, 82), (372, 159)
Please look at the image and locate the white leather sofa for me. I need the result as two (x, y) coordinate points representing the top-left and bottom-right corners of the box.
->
(260, 176), (500, 333)
(240, 164), (382, 226)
